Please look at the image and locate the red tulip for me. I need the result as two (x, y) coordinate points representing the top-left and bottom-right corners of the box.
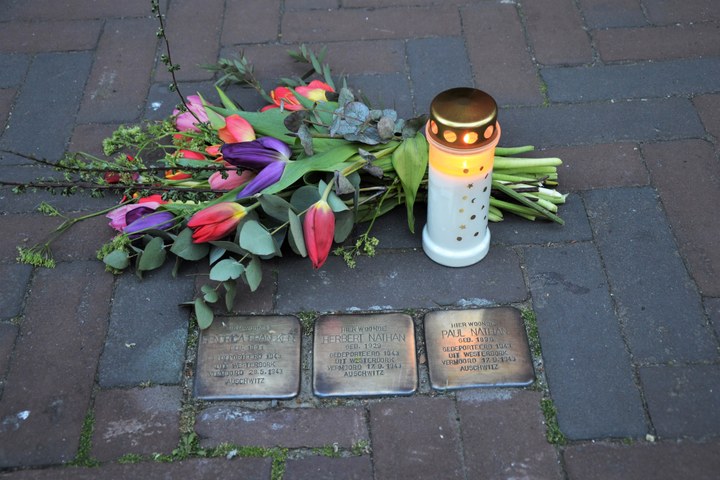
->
(261, 80), (334, 112)
(303, 199), (335, 269)
(187, 202), (247, 243)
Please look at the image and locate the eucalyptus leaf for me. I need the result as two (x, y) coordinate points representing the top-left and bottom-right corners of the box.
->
(223, 281), (236, 311)
(209, 240), (246, 256)
(245, 255), (262, 292)
(138, 236), (166, 271)
(290, 185), (321, 212)
(209, 245), (226, 265)
(288, 209), (307, 257)
(201, 284), (219, 303)
(391, 132), (429, 233)
(284, 110), (309, 133)
(334, 210), (354, 243)
(170, 228), (210, 261)
(210, 258), (245, 282)
(259, 194), (294, 222)
(239, 220), (276, 256)
(334, 171), (356, 196)
(297, 124), (314, 156)
(194, 298), (214, 329)
(103, 249), (130, 270)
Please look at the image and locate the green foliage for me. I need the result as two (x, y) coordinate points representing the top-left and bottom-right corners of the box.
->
(540, 397), (566, 445)
(391, 132), (428, 233)
(68, 409), (99, 467)
(521, 308), (543, 358)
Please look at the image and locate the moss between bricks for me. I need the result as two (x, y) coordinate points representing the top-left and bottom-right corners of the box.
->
(68, 408), (99, 467)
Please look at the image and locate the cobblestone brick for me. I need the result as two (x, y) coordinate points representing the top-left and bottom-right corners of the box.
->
(0, 88), (16, 139)
(584, 187), (716, 363)
(644, 140), (720, 297)
(0, 262), (113, 467)
(155, 0), (223, 83)
(221, 0), (281, 45)
(281, 6), (461, 43)
(284, 455), (373, 480)
(523, 0), (593, 65)
(2, 0), (151, 21)
(644, 0), (720, 25)
(0, 52), (93, 160)
(0, 323), (18, 380)
(0, 20), (102, 54)
(457, 389), (563, 479)
(369, 397), (464, 480)
(705, 297), (720, 340)
(564, 440), (720, 480)
(0, 54), (29, 88)
(694, 94), (720, 140)
(462, 3), (544, 106)
(577, 0), (648, 28)
(0, 264), (32, 321)
(92, 386), (182, 461)
(345, 72), (415, 119)
(525, 242), (647, 439)
(594, 23), (720, 62)
(77, 18), (158, 123)
(276, 248), (527, 313)
(196, 406), (368, 448)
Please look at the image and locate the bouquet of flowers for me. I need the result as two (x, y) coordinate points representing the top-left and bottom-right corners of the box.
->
(14, 40), (566, 329)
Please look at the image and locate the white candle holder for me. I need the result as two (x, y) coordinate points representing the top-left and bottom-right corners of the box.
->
(422, 88), (501, 267)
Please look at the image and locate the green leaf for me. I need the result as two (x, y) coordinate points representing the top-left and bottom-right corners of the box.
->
(194, 298), (214, 330)
(103, 250), (130, 270)
(391, 132), (428, 233)
(209, 245), (226, 265)
(215, 85), (238, 110)
(209, 240), (246, 256)
(205, 106), (292, 140)
(209, 259), (245, 281)
(334, 210), (354, 243)
(138, 237), (166, 271)
(170, 228), (210, 261)
(239, 220), (276, 256)
(290, 185), (321, 212)
(288, 209), (307, 257)
(245, 256), (262, 292)
(259, 194), (294, 222)
(201, 284), (219, 303)
(198, 94), (226, 130)
(223, 281), (236, 311)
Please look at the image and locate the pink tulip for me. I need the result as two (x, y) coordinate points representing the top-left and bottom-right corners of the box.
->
(187, 202), (247, 243)
(303, 199), (335, 269)
(173, 95), (209, 132)
(208, 169), (255, 191)
(218, 114), (255, 144)
(261, 80), (334, 111)
(106, 195), (168, 231)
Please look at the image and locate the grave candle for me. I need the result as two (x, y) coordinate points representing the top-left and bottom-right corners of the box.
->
(422, 88), (501, 267)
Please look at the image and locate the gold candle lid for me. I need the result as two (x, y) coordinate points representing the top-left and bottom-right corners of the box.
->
(428, 88), (498, 149)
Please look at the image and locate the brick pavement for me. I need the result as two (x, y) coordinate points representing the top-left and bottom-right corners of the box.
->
(1, 1), (719, 478)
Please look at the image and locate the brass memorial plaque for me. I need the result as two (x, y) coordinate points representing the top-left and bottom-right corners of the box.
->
(425, 308), (534, 390)
(195, 316), (301, 400)
(313, 313), (417, 397)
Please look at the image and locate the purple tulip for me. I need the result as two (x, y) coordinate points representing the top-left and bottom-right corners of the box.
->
(124, 211), (176, 238)
(220, 137), (291, 198)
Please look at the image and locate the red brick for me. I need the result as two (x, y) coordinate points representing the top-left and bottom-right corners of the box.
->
(694, 94), (720, 140)
(644, 0), (720, 25)
(543, 142), (649, 192)
(284, 456), (373, 479)
(595, 23), (720, 62)
(3, 0), (150, 21)
(462, 4), (544, 106)
(281, 6), (461, 43)
(344, 0), (467, 6)
(69, 124), (121, 158)
(523, 0), (593, 65)
(78, 18), (158, 123)
(564, 440), (720, 480)
(0, 20), (102, 53)
(156, 0), (224, 83)
(0, 262), (113, 467)
(643, 140), (720, 296)
(222, 0), (281, 45)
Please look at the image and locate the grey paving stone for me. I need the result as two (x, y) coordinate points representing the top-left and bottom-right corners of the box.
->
(705, 297), (720, 341)
(584, 187), (716, 363)
(457, 389), (563, 479)
(523, 0), (593, 65)
(524, 242), (647, 439)
(644, 0), (720, 25)
(0, 52), (93, 160)
(640, 365), (720, 438)
(345, 73), (415, 121)
(577, 0), (648, 28)
(0, 264), (32, 320)
(275, 247), (526, 313)
(491, 193), (592, 245)
(500, 98), (705, 147)
(144, 81), (218, 122)
(0, 20), (102, 54)
(98, 263), (195, 387)
(2, 0), (151, 21)
(77, 18), (158, 123)
(0, 457), (273, 480)
(196, 406), (368, 448)
(221, 0), (281, 44)
(463, 3), (545, 106)
(543, 142), (649, 192)
(694, 94), (720, 140)
(0, 323), (18, 379)
(407, 37), (474, 116)
(284, 455), (373, 480)
(0, 54), (29, 88)
(644, 140), (720, 297)
(359, 206), (425, 250)
(369, 397), (464, 480)
(542, 58), (720, 103)
(0, 88), (14, 133)
(92, 386), (182, 461)
(0, 262), (113, 468)
(564, 440), (720, 480)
